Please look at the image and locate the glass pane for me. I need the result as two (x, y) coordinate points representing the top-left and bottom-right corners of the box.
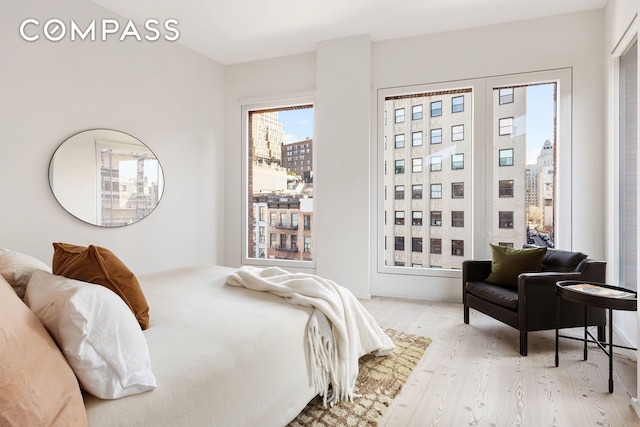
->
(248, 105), (314, 261)
(492, 83), (557, 248)
(384, 89), (472, 269)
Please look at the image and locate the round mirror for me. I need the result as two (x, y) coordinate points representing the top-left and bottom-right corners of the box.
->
(49, 129), (164, 227)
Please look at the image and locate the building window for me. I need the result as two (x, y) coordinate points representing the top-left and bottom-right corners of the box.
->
(291, 213), (298, 228)
(412, 105), (423, 120)
(452, 182), (464, 198)
(412, 237), (423, 252)
(430, 156), (442, 172)
(395, 108), (405, 123)
(430, 184), (442, 199)
(499, 148), (514, 166)
(395, 185), (405, 199)
(412, 131), (423, 146)
(499, 88), (514, 104)
(452, 211), (464, 227)
(412, 184), (423, 199)
(395, 211), (405, 225)
(431, 100), (442, 117)
(304, 236), (311, 253)
(430, 211), (442, 226)
(304, 215), (311, 230)
(452, 96), (464, 113)
(499, 117), (513, 135)
(395, 160), (405, 174)
(499, 211), (514, 228)
(499, 180), (514, 197)
(395, 236), (405, 251)
(430, 238), (442, 254)
(412, 211), (423, 226)
(395, 134), (405, 148)
(451, 153), (464, 170)
(412, 158), (423, 173)
(452, 125), (464, 141)
(430, 128), (442, 144)
(452, 240), (464, 256)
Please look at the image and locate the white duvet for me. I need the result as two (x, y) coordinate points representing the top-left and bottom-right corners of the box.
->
(84, 264), (318, 427)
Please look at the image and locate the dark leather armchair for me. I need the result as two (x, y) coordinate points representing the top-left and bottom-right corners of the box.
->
(462, 247), (606, 356)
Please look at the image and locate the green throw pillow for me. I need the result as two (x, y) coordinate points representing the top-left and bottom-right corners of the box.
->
(486, 244), (547, 288)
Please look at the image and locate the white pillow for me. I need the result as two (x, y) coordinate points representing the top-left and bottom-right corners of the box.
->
(25, 270), (157, 399)
(0, 248), (51, 299)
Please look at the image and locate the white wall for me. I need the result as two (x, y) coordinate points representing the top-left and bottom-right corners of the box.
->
(224, 10), (607, 301)
(1, 0), (226, 274)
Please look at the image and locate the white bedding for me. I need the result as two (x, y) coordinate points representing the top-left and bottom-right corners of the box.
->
(84, 264), (317, 427)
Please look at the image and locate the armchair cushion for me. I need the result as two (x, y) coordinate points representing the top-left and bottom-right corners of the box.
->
(466, 281), (518, 310)
(486, 244), (547, 288)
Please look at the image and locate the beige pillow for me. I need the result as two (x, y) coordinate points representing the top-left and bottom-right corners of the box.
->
(52, 242), (149, 329)
(0, 275), (87, 427)
(0, 248), (51, 299)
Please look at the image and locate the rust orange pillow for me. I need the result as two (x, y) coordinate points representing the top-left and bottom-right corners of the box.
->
(52, 243), (149, 329)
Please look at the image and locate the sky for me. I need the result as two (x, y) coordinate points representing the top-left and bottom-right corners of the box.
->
(278, 108), (314, 143)
(525, 83), (556, 164)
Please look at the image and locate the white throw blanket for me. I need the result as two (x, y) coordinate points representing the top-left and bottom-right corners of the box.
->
(226, 266), (394, 406)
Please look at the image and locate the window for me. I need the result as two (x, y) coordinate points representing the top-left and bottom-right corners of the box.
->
(395, 134), (405, 148)
(451, 153), (464, 170)
(452, 125), (464, 141)
(499, 211), (514, 228)
(430, 184), (442, 199)
(412, 105), (423, 120)
(412, 238), (423, 252)
(499, 180), (514, 197)
(499, 88), (514, 104)
(412, 211), (423, 226)
(304, 237), (311, 253)
(430, 156), (442, 172)
(499, 148), (514, 166)
(430, 128), (442, 144)
(452, 96), (464, 113)
(381, 74), (565, 274)
(395, 108), (405, 123)
(452, 211), (464, 227)
(499, 117), (513, 135)
(412, 158), (423, 173)
(452, 240), (464, 256)
(395, 236), (405, 250)
(245, 103), (314, 263)
(395, 211), (405, 225)
(430, 211), (442, 226)
(430, 238), (442, 254)
(395, 185), (405, 199)
(395, 159), (405, 174)
(412, 131), (423, 146)
(412, 184), (423, 199)
(452, 182), (464, 198)
(431, 100), (442, 117)
(618, 41), (637, 290)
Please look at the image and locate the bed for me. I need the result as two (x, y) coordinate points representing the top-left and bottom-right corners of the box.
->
(0, 247), (392, 427)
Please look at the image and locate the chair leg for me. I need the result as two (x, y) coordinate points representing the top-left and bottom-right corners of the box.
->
(464, 305), (469, 324)
(519, 331), (528, 356)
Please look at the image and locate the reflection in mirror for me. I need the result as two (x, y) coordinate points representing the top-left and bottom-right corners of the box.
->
(49, 129), (164, 227)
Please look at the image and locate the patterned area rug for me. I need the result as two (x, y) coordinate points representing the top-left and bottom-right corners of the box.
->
(288, 328), (432, 427)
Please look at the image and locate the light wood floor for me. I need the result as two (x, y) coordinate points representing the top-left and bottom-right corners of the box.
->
(360, 297), (639, 427)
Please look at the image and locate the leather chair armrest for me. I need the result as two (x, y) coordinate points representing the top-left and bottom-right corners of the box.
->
(462, 260), (492, 283)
